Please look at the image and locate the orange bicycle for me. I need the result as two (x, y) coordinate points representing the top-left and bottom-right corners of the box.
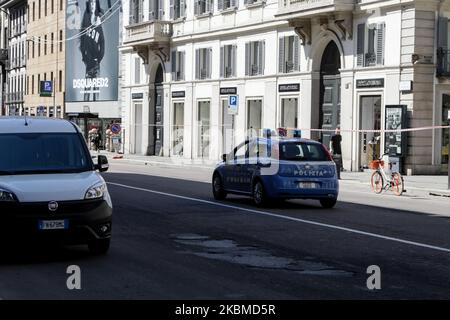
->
(369, 154), (404, 196)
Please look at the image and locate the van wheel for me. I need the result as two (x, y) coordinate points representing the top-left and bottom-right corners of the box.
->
(88, 239), (110, 255)
(253, 180), (268, 207)
(320, 199), (337, 209)
(212, 174), (227, 200)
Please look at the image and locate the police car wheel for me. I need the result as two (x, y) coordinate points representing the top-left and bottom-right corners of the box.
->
(88, 238), (111, 255)
(320, 199), (337, 209)
(253, 181), (268, 207)
(212, 174), (227, 200)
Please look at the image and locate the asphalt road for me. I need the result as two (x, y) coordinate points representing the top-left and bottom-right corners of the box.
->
(0, 162), (449, 299)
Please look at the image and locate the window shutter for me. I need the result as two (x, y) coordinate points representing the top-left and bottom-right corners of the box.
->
(129, 0), (135, 24)
(220, 46), (224, 78)
(194, 0), (199, 15)
(258, 41), (265, 75)
(357, 23), (365, 67)
(180, 0), (186, 17)
(231, 0), (237, 8)
(195, 49), (200, 79)
(218, 0), (223, 11)
(207, 48), (212, 78)
(149, 0), (155, 20)
(438, 17), (448, 49)
(293, 36), (299, 71)
(376, 23), (385, 65)
(158, 0), (164, 19)
(232, 45), (237, 77)
(245, 42), (250, 76)
(206, 0), (211, 13)
(171, 50), (177, 80)
(180, 51), (185, 80)
(140, 0), (145, 21)
(169, 0), (174, 19)
(279, 37), (285, 73)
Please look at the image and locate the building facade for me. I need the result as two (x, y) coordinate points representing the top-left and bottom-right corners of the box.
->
(24, 0), (65, 118)
(120, 0), (450, 174)
(0, 0), (27, 116)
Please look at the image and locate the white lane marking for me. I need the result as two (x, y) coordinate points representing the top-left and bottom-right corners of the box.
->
(107, 182), (450, 254)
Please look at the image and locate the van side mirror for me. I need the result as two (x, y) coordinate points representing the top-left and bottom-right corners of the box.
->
(96, 155), (109, 172)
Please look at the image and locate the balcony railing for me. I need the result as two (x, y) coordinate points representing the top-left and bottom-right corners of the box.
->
(437, 48), (450, 77)
(124, 20), (172, 45)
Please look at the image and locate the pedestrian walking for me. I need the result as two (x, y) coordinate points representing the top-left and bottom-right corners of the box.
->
(331, 127), (342, 179)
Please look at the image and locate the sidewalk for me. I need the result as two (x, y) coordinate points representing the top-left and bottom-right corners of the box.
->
(95, 150), (450, 198)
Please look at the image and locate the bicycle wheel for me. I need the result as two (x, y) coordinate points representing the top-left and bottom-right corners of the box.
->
(391, 172), (404, 196)
(371, 171), (384, 194)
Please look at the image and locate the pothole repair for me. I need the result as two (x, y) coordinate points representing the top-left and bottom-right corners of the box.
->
(171, 234), (354, 277)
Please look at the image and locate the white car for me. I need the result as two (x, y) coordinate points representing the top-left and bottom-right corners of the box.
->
(0, 117), (112, 254)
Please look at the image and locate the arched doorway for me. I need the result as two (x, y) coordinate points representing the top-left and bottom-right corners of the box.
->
(319, 41), (341, 149)
(150, 64), (164, 156)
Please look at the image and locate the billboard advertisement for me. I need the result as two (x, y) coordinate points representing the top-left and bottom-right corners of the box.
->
(65, 0), (120, 102)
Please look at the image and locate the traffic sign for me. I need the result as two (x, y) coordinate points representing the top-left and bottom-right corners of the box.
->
(228, 95), (238, 115)
(111, 123), (122, 134)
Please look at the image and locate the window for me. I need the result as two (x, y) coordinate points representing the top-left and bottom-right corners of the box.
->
(442, 94), (450, 165)
(44, 34), (47, 55)
(245, 41), (265, 76)
(171, 50), (185, 81)
(170, 0), (186, 20)
(220, 44), (236, 78)
(279, 35), (299, 73)
(218, 0), (237, 11)
(172, 102), (184, 156)
(33, 2), (35, 21)
(38, 0), (41, 19)
(194, 0), (212, 16)
(37, 74), (40, 93)
(195, 48), (212, 80)
(357, 23), (385, 67)
(45, 0), (47, 16)
(59, 30), (63, 51)
(247, 99), (262, 138)
(51, 32), (54, 53)
(32, 41), (35, 58)
(129, 0), (144, 24)
(60, 0), (63, 11)
(51, 0), (54, 14)
(437, 17), (450, 76)
(197, 101), (210, 158)
(234, 141), (249, 160)
(32, 75), (34, 94)
(149, 0), (163, 20)
(59, 70), (62, 92)
(280, 98), (298, 128)
(38, 38), (41, 56)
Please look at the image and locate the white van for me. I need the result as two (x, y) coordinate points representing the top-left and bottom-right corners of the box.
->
(0, 117), (112, 254)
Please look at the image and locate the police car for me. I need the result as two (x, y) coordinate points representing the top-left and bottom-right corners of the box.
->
(0, 117), (112, 254)
(212, 129), (339, 208)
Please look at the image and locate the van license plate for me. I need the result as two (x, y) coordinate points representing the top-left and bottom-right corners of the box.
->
(299, 182), (318, 189)
(38, 220), (69, 230)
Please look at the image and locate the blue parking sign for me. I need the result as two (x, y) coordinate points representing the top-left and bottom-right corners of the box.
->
(228, 95), (238, 115)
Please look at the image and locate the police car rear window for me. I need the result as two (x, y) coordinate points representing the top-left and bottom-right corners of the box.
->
(279, 142), (329, 162)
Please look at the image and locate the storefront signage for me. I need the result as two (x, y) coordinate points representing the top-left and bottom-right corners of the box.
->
(399, 81), (413, 92)
(385, 105), (407, 157)
(131, 93), (144, 100)
(356, 79), (385, 88)
(278, 83), (300, 92)
(172, 91), (185, 98)
(220, 87), (237, 95)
